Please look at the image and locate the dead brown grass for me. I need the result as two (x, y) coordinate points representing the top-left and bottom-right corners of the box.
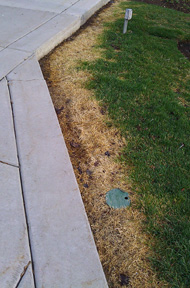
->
(40, 1), (169, 287)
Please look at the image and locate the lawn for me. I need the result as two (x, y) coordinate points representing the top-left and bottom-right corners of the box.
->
(81, 2), (190, 286)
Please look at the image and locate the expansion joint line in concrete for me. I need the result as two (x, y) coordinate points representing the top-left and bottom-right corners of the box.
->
(0, 55), (36, 82)
(5, 15), (57, 51)
(4, 0), (81, 54)
(6, 78), (37, 288)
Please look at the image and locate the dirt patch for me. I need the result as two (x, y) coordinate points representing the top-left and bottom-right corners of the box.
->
(40, 1), (169, 287)
(135, 0), (190, 13)
(178, 41), (190, 60)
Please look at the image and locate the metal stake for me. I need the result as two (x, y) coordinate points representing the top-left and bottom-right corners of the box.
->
(123, 19), (128, 34)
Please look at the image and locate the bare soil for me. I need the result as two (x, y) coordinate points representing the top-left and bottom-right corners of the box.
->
(135, 0), (190, 13)
(178, 41), (190, 60)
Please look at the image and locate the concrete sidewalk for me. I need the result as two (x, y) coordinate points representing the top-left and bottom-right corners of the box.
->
(0, 1), (109, 287)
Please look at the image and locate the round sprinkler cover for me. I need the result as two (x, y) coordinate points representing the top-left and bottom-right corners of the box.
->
(106, 188), (130, 209)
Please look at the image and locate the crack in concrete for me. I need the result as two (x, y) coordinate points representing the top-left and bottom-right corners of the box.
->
(0, 160), (19, 168)
(15, 261), (31, 288)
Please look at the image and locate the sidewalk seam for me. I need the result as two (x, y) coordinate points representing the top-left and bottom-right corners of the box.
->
(6, 77), (37, 288)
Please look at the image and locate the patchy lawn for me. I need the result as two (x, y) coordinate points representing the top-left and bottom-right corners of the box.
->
(41, 0), (190, 287)
(80, 1), (190, 287)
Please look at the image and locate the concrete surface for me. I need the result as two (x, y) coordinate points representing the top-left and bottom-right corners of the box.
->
(9, 76), (108, 287)
(10, 13), (81, 60)
(0, 78), (18, 166)
(17, 265), (35, 288)
(0, 48), (31, 80)
(0, 0), (79, 13)
(0, 0), (109, 287)
(0, 163), (34, 287)
(67, 0), (109, 24)
(7, 56), (44, 81)
(0, 5), (54, 47)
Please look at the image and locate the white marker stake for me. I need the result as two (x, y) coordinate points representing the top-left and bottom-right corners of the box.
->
(123, 9), (133, 34)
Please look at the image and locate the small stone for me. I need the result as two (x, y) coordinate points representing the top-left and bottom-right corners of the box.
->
(77, 167), (82, 174)
(66, 98), (71, 104)
(120, 273), (130, 286)
(83, 183), (89, 188)
(86, 169), (92, 176)
(70, 140), (80, 148)
(100, 108), (106, 115)
(94, 161), (99, 167)
(55, 106), (64, 114)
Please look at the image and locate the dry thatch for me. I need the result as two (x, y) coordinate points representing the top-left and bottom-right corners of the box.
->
(40, 1), (169, 287)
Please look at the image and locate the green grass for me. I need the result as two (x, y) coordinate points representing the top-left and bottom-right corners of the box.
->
(81, 2), (190, 287)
